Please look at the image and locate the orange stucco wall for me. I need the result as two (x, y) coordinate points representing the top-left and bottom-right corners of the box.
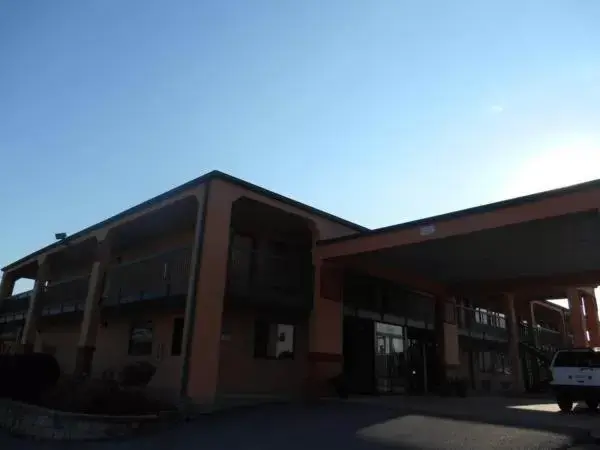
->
(14, 177), (366, 403)
(36, 310), (184, 394)
(186, 179), (361, 402)
(217, 307), (308, 396)
(93, 311), (184, 393)
(35, 318), (80, 374)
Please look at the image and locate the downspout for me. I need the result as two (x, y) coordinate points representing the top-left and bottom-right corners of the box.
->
(180, 183), (211, 398)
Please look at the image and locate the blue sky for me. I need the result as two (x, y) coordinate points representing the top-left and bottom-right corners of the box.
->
(2, 1), (600, 295)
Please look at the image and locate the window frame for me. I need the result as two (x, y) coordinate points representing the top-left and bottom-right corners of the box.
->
(128, 321), (154, 356)
(253, 320), (296, 360)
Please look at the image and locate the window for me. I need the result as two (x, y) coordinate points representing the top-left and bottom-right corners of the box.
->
(254, 321), (295, 359)
(128, 321), (153, 356)
(554, 350), (600, 368)
(495, 352), (510, 375)
(171, 317), (184, 356)
(477, 351), (495, 373)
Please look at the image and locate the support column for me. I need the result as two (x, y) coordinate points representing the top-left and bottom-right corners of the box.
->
(528, 301), (538, 348)
(306, 260), (343, 398)
(583, 291), (600, 347)
(75, 239), (111, 377)
(180, 190), (209, 397)
(0, 272), (17, 310)
(20, 260), (50, 353)
(435, 296), (460, 391)
(184, 186), (230, 403)
(557, 308), (568, 347)
(504, 293), (525, 392)
(567, 288), (586, 347)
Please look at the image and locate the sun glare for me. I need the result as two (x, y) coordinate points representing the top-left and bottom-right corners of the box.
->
(502, 134), (600, 200)
(503, 133), (600, 309)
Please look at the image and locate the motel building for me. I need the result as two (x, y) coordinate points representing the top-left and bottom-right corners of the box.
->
(1, 170), (600, 403)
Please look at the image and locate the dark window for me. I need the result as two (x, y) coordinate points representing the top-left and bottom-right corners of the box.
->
(477, 351), (495, 373)
(128, 321), (153, 356)
(171, 317), (184, 356)
(254, 320), (295, 359)
(495, 352), (509, 374)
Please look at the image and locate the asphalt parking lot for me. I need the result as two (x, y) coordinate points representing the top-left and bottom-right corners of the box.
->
(2, 398), (600, 450)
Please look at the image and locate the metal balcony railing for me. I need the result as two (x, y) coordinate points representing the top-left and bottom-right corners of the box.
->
(104, 246), (192, 306)
(0, 246), (192, 323)
(227, 245), (313, 308)
(43, 275), (90, 315)
(456, 306), (508, 341)
(520, 323), (564, 349)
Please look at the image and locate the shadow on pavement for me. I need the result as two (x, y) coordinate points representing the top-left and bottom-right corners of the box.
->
(0, 399), (595, 450)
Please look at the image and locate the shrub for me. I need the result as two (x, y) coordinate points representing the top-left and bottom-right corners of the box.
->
(117, 361), (156, 388)
(0, 353), (60, 402)
(40, 377), (173, 415)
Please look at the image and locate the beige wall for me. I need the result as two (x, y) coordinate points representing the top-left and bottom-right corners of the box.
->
(35, 319), (80, 374)
(217, 307), (308, 396)
(36, 310), (184, 394)
(92, 311), (184, 392)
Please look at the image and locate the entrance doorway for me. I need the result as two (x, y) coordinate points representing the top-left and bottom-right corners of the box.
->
(343, 317), (436, 395)
(374, 322), (433, 394)
(374, 326), (405, 393)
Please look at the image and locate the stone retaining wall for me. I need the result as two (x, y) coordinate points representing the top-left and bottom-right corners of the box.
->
(0, 399), (178, 440)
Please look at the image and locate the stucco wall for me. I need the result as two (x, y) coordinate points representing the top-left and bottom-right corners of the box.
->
(36, 310), (184, 394)
(35, 319), (80, 375)
(217, 307), (309, 396)
(92, 311), (184, 392)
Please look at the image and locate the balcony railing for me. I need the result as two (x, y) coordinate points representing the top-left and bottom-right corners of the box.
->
(104, 246), (192, 306)
(0, 246), (192, 323)
(43, 275), (90, 315)
(456, 306), (509, 341)
(519, 323), (564, 349)
(226, 245), (313, 310)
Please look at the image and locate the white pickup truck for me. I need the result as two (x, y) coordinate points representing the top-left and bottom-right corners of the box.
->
(549, 348), (600, 412)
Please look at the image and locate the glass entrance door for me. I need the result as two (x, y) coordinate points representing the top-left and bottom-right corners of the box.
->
(374, 323), (406, 393)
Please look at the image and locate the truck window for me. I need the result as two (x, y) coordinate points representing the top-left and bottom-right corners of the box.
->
(554, 351), (600, 367)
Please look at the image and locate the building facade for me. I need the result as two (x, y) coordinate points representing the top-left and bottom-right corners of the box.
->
(1, 170), (600, 403)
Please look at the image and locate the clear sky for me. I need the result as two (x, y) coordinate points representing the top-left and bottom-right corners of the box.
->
(2, 1), (600, 296)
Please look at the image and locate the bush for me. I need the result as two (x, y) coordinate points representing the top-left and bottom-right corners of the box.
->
(0, 353), (61, 402)
(39, 377), (173, 415)
(117, 361), (156, 388)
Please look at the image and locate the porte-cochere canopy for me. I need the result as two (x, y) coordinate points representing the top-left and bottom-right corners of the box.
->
(316, 178), (600, 296)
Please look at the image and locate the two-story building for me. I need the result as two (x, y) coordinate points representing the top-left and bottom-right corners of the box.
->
(1, 170), (600, 403)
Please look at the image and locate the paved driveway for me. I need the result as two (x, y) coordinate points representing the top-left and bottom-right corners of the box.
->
(0, 401), (597, 450)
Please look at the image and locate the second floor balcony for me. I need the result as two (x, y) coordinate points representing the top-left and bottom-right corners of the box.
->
(457, 305), (566, 350)
(457, 306), (509, 341)
(226, 238), (314, 311)
(0, 246), (193, 324)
